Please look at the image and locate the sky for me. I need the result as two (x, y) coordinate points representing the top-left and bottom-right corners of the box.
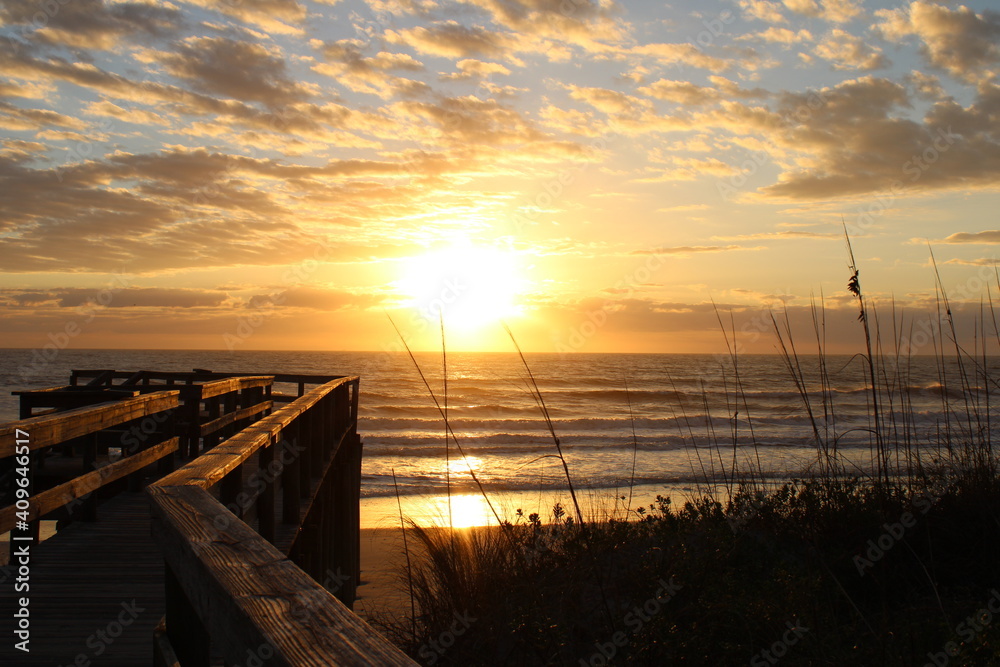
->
(1, 0), (1000, 355)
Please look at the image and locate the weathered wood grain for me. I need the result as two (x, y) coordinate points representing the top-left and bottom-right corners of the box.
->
(0, 391), (180, 456)
(147, 485), (416, 666)
(199, 376), (273, 400)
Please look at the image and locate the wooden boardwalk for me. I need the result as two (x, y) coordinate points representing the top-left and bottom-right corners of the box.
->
(0, 370), (416, 666)
(0, 493), (164, 666)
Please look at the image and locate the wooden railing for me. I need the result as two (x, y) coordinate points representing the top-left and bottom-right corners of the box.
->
(146, 377), (416, 666)
(63, 371), (277, 457)
(0, 391), (180, 544)
(70, 368), (342, 404)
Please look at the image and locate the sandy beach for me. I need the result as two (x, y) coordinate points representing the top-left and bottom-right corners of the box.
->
(356, 527), (412, 625)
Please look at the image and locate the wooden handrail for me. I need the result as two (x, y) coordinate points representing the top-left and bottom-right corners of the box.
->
(147, 376), (416, 666)
(1, 390), (181, 538)
(71, 369), (346, 386)
(198, 376), (273, 399)
(0, 437), (179, 533)
(157, 380), (330, 489)
(148, 484), (414, 666)
(0, 391), (180, 456)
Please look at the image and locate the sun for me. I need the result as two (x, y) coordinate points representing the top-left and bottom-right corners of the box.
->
(398, 242), (523, 333)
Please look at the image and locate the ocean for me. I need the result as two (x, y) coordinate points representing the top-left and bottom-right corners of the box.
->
(1, 348), (993, 527)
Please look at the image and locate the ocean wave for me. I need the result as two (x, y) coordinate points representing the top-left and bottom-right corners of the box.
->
(359, 432), (873, 455)
(358, 468), (817, 498)
(360, 414), (741, 431)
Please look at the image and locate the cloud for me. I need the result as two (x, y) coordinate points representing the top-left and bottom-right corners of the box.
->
(442, 58), (511, 80)
(0, 42), (392, 141)
(0, 0), (184, 50)
(942, 257), (1000, 267)
(0, 41), (428, 145)
(56, 287), (229, 309)
(940, 231), (1000, 244)
(814, 29), (889, 70)
(782, 0), (862, 23)
(386, 22), (517, 60)
(757, 77), (1000, 199)
(184, 0), (307, 36)
(392, 95), (580, 151)
(631, 245), (757, 256)
(0, 134), (583, 275)
(638, 76), (768, 107)
(314, 39), (426, 98)
(905, 70), (946, 101)
(638, 156), (738, 182)
(738, 0), (787, 24)
(259, 286), (387, 310)
(819, 0), (863, 24)
(741, 27), (814, 44)
(538, 105), (601, 136)
(0, 139), (47, 163)
(716, 230), (840, 240)
(566, 85), (653, 116)
(657, 204), (711, 212)
(0, 101), (90, 131)
(782, 0), (819, 17)
(0, 79), (55, 100)
(83, 100), (174, 126)
(0, 145), (487, 273)
(453, 0), (625, 50)
(876, 2), (1000, 84)
(152, 37), (315, 108)
(630, 42), (732, 72)
(319, 40), (424, 72)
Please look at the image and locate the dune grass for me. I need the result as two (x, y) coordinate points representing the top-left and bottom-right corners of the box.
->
(377, 244), (1000, 666)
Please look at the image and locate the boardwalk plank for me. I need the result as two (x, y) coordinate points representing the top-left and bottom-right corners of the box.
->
(0, 494), (165, 666)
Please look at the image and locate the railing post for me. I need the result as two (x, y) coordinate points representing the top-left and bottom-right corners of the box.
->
(299, 410), (313, 498)
(183, 386), (203, 459)
(204, 396), (220, 450)
(350, 380), (362, 591)
(157, 408), (177, 476)
(331, 434), (361, 608)
(332, 383), (361, 607)
(223, 391), (237, 440)
(258, 437), (275, 543)
(282, 421), (301, 525)
(220, 465), (243, 518)
(164, 563), (210, 667)
(311, 399), (324, 472)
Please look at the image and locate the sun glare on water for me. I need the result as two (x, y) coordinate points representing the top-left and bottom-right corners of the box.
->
(399, 242), (523, 334)
(426, 494), (496, 528)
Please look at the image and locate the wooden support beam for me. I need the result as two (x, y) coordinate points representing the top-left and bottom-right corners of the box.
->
(85, 370), (115, 387)
(199, 400), (272, 438)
